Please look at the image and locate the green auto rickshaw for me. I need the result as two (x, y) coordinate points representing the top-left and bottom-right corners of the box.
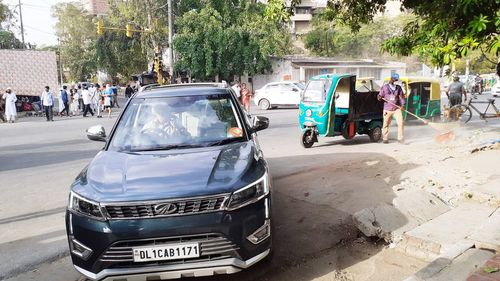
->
(299, 74), (384, 148)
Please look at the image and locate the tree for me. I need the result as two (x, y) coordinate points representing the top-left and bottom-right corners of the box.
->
(94, 0), (169, 81)
(304, 14), (416, 58)
(0, 1), (24, 49)
(173, 0), (291, 81)
(279, 0), (500, 72)
(52, 2), (96, 81)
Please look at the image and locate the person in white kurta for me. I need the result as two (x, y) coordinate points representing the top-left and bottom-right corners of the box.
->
(2, 88), (17, 123)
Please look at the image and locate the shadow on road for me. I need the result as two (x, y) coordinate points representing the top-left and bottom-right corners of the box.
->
(0, 149), (99, 172)
(180, 152), (418, 281)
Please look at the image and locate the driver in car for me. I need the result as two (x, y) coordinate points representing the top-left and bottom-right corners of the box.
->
(141, 104), (190, 140)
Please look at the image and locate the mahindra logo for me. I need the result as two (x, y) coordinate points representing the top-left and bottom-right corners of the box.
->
(154, 203), (178, 215)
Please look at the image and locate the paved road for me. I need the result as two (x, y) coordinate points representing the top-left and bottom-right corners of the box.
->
(1, 93), (499, 281)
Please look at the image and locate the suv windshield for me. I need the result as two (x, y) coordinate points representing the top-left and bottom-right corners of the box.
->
(302, 79), (332, 103)
(109, 93), (245, 152)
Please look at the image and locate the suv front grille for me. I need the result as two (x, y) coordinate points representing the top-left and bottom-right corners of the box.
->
(103, 195), (228, 219)
(99, 234), (240, 268)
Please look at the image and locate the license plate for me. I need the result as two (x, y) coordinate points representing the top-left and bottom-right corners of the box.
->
(133, 243), (200, 262)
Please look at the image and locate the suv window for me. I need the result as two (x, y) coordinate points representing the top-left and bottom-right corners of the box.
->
(109, 94), (245, 151)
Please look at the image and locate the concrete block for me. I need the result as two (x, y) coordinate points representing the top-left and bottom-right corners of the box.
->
(404, 248), (493, 281)
(428, 249), (494, 281)
(469, 207), (500, 252)
(353, 191), (450, 243)
(352, 203), (407, 241)
(402, 203), (495, 259)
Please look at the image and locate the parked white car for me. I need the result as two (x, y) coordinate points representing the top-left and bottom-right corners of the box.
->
(492, 82), (500, 97)
(253, 81), (305, 110)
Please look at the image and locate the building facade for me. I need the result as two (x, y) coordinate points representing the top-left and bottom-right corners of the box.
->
(287, 0), (327, 35)
(252, 56), (407, 90)
(81, 0), (109, 15)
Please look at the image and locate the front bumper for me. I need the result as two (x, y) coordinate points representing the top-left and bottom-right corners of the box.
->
(75, 249), (270, 281)
(66, 197), (272, 281)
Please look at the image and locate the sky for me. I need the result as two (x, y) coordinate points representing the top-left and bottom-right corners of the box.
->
(3, 0), (70, 47)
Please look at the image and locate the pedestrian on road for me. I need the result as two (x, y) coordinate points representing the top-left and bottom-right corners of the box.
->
(59, 85), (69, 116)
(70, 88), (80, 116)
(82, 85), (94, 117)
(125, 84), (133, 99)
(77, 85), (84, 112)
(41, 86), (55, 122)
(240, 83), (253, 112)
(89, 84), (97, 112)
(377, 73), (406, 144)
(103, 84), (113, 118)
(2, 88), (17, 123)
(112, 84), (120, 108)
(447, 74), (467, 107)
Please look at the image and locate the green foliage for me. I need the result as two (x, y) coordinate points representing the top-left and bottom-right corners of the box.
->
(290, 0), (500, 68)
(52, 2), (97, 81)
(174, 0), (291, 81)
(0, 30), (23, 49)
(305, 14), (416, 58)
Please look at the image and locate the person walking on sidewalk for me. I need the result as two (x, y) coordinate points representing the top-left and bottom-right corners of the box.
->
(82, 85), (94, 117)
(41, 86), (55, 122)
(59, 85), (69, 116)
(2, 88), (17, 123)
(377, 73), (406, 144)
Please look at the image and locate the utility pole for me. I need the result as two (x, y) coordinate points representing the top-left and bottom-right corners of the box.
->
(57, 38), (64, 86)
(18, 0), (25, 47)
(167, 0), (174, 78)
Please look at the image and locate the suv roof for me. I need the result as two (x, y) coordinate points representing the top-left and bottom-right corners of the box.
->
(135, 83), (231, 98)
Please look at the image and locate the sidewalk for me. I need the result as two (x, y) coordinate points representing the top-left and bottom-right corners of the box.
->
(468, 256), (500, 281)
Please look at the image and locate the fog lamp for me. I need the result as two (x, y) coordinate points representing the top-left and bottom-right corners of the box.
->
(70, 238), (93, 260)
(247, 219), (271, 245)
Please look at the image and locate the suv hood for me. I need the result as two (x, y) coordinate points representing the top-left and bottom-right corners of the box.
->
(72, 141), (266, 202)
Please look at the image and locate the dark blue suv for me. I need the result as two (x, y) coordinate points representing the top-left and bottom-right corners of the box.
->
(66, 84), (272, 280)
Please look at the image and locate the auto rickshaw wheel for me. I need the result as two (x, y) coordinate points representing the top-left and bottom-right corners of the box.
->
(341, 121), (356, 140)
(301, 131), (315, 148)
(369, 126), (382, 142)
(259, 99), (271, 110)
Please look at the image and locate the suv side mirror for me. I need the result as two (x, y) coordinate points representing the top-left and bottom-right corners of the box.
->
(292, 88), (299, 92)
(86, 125), (106, 142)
(252, 116), (269, 132)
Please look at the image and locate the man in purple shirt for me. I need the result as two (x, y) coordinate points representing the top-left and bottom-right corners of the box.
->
(377, 73), (406, 144)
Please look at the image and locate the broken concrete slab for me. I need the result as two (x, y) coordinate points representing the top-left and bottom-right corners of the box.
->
(352, 203), (407, 241)
(400, 203), (496, 261)
(468, 207), (500, 252)
(352, 190), (450, 243)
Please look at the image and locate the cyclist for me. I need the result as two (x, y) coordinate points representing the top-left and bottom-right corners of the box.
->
(474, 74), (483, 94)
(447, 74), (467, 107)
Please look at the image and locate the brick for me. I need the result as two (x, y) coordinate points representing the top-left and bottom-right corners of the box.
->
(467, 273), (495, 281)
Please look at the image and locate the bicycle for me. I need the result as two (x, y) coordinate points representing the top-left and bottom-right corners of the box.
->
(450, 98), (500, 123)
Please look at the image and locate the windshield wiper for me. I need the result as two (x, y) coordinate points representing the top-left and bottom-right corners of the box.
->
(130, 144), (204, 152)
(207, 137), (244, 146)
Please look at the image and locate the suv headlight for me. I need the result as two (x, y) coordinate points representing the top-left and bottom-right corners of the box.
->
(227, 173), (269, 210)
(69, 192), (105, 220)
